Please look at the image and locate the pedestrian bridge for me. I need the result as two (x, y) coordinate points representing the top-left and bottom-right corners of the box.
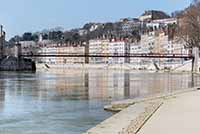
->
(21, 53), (194, 59)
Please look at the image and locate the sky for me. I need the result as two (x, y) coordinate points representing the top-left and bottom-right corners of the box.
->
(0, 0), (191, 39)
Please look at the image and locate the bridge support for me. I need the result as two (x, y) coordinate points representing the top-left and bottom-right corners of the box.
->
(192, 47), (199, 72)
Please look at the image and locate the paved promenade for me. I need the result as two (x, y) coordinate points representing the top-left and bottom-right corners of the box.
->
(138, 90), (200, 134)
(86, 101), (162, 134)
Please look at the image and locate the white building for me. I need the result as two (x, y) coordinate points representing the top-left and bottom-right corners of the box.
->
(78, 29), (88, 36)
(130, 42), (144, 65)
(108, 40), (130, 64)
(122, 22), (141, 33)
(146, 22), (163, 30)
(39, 43), (86, 64)
(89, 23), (101, 32)
(19, 41), (38, 55)
(146, 18), (177, 30)
(152, 18), (177, 26)
(56, 44), (85, 64)
(39, 45), (57, 64)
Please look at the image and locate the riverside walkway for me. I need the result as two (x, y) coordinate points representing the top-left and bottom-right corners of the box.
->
(138, 90), (200, 134)
(86, 88), (200, 134)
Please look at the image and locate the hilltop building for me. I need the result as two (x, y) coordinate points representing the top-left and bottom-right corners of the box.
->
(139, 10), (170, 22)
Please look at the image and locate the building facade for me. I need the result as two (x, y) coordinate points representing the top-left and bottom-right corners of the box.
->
(89, 39), (110, 64)
(39, 43), (86, 64)
(130, 42), (144, 65)
(89, 39), (131, 64)
(108, 40), (130, 64)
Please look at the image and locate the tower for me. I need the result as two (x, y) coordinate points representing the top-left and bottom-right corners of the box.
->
(0, 25), (5, 59)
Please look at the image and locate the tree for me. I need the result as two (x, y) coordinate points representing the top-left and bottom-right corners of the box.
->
(178, 1), (200, 48)
(42, 33), (48, 40)
(22, 32), (33, 41)
(177, 0), (200, 72)
(9, 35), (22, 43)
(48, 31), (63, 41)
(32, 34), (39, 42)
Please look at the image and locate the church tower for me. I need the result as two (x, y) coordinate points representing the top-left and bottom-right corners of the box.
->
(0, 25), (5, 59)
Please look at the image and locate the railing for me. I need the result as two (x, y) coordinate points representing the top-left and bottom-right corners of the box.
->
(21, 53), (194, 59)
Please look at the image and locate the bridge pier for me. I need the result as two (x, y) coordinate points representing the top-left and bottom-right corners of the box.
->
(192, 47), (199, 72)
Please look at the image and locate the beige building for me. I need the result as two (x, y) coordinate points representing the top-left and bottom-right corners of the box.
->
(56, 44), (85, 64)
(89, 39), (110, 64)
(39, 43), (86, 64)
(140, 31), (156, 53)
(140, 30), (169, 54)
(155, 31), (168, 54)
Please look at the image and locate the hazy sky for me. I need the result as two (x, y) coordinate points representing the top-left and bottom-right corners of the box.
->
(0, 0), (191, 39)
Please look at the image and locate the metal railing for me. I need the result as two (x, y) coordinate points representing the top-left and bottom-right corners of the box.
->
(21, 53), (194, 59)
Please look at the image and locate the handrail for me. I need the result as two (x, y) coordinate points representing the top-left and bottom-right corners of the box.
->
(21, 53), (194, 59)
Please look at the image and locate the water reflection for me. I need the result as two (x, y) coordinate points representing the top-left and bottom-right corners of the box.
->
(0, 70), (199, 134)
(0, 81), (5, 113)
(1, 70), (200, 101)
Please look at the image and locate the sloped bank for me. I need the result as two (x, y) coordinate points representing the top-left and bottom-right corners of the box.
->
(85, 100), (162, 134)
(85, 87), (199, 134)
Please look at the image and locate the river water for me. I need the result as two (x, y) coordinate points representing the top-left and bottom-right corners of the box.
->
(0, 69), (199, 134)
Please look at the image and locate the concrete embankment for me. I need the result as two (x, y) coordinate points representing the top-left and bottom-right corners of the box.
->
(85, 87), (199, 134)
(104, 87), (197, 112)
(86, 100), (163, 134)
(37, 62), (197, 73)
(138, 88), (200, 134)
(36, 63), (159, 71)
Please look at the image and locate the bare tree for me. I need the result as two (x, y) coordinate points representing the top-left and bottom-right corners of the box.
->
(178, 1), (200, 48)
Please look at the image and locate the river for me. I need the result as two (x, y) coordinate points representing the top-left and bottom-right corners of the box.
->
(0, 69), (199, 134)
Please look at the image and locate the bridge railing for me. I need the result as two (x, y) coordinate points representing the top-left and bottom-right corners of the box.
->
(21, 52), (194, 59)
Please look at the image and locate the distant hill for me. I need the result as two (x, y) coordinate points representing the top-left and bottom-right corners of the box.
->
(9, 10), (172, 44)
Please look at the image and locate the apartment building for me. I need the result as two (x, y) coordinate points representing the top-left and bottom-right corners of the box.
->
(89, 39), (110, 64)
(140, 31), (156, 53)
(155, 31), (169, 54)
(130, 42), (144, 65)
(39, 43), (86, 64)
(56, 43), (85, 64)
(152, 18), (177, 26)
(39, 44), (57, 64)
(108, 39), (130, 64)
(19, 41), (39, 55)
(89, 39), (131, 64)
(121, 18), (141, 33)
(146, 18), (177, 30)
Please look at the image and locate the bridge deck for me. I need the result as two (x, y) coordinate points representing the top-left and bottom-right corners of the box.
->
(21, 53), (194, 59)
